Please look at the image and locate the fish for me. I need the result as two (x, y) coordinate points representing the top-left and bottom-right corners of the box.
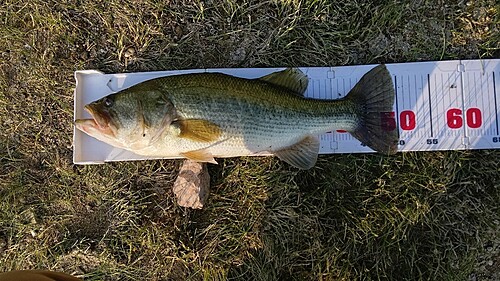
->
(0, 270), (82, 281)
(75, 64), (398, 169)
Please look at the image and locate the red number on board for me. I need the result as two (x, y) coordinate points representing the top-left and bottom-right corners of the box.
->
(446, 108), (482, 129)
(380, 112), (396, 131)
(466, 107), (482, 128)
(446, 108), (463, 129)
(400, 110), (416, 130)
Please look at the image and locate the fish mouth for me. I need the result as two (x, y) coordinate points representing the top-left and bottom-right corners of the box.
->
(75, 104), (116, 137)
(85, 104), (111, 129)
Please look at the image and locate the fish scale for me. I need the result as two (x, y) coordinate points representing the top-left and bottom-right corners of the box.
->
(166, 86), (354, 155)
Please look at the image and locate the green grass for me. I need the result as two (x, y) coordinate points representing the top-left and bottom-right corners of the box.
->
(1, 0), (499, 280)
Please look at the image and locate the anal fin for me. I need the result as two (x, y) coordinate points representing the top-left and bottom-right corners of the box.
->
(273, 136), (319, 169)
(181, 149), (218, 164)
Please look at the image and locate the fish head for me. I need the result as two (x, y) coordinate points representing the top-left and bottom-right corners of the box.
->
(75, 94), (124, 148)
(75, 86), (176, 151)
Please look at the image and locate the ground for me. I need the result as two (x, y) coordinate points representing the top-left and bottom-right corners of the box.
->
(0, 0), (499, 280)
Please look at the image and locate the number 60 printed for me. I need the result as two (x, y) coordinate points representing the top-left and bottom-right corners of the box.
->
(399, 108), (483, 131)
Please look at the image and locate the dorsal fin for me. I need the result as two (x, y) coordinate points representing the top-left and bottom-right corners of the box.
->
(259, 68), (309, 96)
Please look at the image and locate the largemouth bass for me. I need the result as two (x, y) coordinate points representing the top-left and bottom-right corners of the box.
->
(75, 65), (398, 169)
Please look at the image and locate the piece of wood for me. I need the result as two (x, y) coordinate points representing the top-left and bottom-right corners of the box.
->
(173, 160), (210, 209)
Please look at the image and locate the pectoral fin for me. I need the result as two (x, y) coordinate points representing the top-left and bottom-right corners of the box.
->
(173, 119), (222, 143)
(181, 149), (218, 164)
(273, 136), (319, 169)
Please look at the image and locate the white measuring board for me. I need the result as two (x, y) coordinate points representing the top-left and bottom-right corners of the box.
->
(73, 59), (500, 164)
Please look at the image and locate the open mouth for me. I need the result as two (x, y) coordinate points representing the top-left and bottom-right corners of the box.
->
(75, 104), (115, 137)
(85, 104), (111, 129)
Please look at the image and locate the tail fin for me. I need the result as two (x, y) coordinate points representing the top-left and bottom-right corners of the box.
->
(346, 65), (398, 154)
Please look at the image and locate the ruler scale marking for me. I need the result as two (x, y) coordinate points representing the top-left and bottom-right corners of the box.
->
(461, 69), (467, 140)
(412, 74), (417, 138)
(394, 75), (400, 135)
(494, 72), (499, 136)
(481, 72), (487, 136)
(420, 74), (425, 138)
(427, 73), (434, 138)
(408, 74), (418, 136)
(464, 72), (468, 137)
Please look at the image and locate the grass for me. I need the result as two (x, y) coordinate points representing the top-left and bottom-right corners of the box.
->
(0, 0), (499, 280)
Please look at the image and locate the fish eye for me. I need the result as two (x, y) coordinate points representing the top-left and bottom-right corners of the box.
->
(103, 97), (113, 107)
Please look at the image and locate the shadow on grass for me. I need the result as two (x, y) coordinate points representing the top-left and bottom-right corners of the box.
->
(218, 151), (499, 280)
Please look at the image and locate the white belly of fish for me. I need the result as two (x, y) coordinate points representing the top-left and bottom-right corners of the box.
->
(133, 126), (309, 159)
